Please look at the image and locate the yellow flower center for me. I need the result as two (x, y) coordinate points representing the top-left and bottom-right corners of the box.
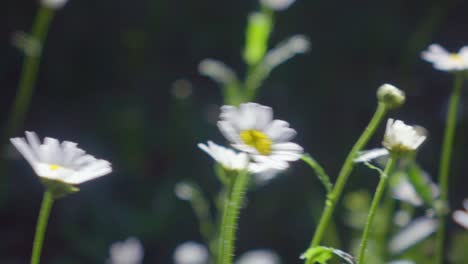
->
(49, 164), (61, 171)
(450, 53), (463, 62)
(240, 130), (272, 155)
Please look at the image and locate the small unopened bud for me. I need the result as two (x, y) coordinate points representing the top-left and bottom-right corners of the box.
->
(377, 84), (405, 109)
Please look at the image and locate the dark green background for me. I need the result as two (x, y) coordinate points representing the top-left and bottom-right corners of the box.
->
(1, 0), (468, 263)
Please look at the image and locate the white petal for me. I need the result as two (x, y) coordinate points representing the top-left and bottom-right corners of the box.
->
(25, 131), (42, 158)
(271, 142), (303, 153)
(354, 148), (389, 163)
(218, 121), (241, 143)
(389, 217), (438, 254)
(453, 210), (468, 230)
(10, 138), (38, 166)
(254, 105), (273, 130)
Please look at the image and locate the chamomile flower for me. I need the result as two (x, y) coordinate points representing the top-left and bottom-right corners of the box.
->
(218, 103), (303, 171)
(260, 0), (296, 11)
(198, 141), (249, 171)
(108, 237), (144, 264)
(453, 198), (468, 230)
(383, 119), (427, 154)
(41, 0), (68, 9)
(10, 131), (112, 185)
(421, 44), (468, 72)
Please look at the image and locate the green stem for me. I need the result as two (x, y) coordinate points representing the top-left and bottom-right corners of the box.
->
(305, 103), (387, 264)
(357, 156), (397, 264)
(434, 72), (463, 264)
(217, 171), (250, 264)
(5, 6), (54, 139)
(30, 191), (54, 264)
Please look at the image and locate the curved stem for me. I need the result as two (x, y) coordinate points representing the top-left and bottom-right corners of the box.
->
(31, 191), (54, 264)
(217, 171), (250, 264)
(357, 156), (397, 264)
(434, 72), (463, 264)
(305, 103), (387, 264)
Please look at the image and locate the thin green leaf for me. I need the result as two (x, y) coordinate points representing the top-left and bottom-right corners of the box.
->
(301, 154), (333, 193)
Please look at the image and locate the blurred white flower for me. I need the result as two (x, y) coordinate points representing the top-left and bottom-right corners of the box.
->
(260, 0), (296, 11)
(41, 0), (68, 9)
(235, 249), (280, 264)
(392, 172), (439, 206)
(422, 44), (468, 72)
(108, 237), (144, 264)
(218, 103), (303, 172)
(174, 182), (194, 200)
(382, 119), (427, 153)
(11, 31), (41, 57)
(387, 261), (415, 264)
(10, 131), (112, 184)
(173, 241), (209, 264)
(453, 198), (468, 230)
(198, 141), (249, 171)
(389, 216), (438, 254)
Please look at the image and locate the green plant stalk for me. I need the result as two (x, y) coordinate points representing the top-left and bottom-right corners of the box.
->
(357, 155), (397, 264)
(376, 186), (397, 261)
(434, 72), (463, 264)
(217, 171), (250, 264)
(5, 6), (54, 139)
(30, 190), (54, 264)
(305, 103), (387, 264)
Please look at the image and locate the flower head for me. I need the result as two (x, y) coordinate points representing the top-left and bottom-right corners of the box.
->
(198, 141), (249, 171)
(421, 44), (468, 72)
(41, 0), (68, 9)
(108, 237), (144, 264)
(382, 119), (426, 154)
(453, 198), (468, 230)
(260, 0), (296, 11)
(173, 241), (209, 264)
(10, 131), (112, 185)
(377, 84), (405, 109)
(389, 216), (438, 254)
(218, 103), (303, 171)
(236, 249), (280, 264)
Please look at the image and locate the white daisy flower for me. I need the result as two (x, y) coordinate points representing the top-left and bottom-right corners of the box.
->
(198, 141), (249, 171)
(453, 198), (468, 230)
(389, 216), (438, 254)
(383, 119), (427, 153)
(421, 44), (468, 72)
(173, 241), (209, 264)
(260, 0), (296, 11)
(235, 249), (280, 264)
(10, 131), (112, 185)
(41, 0), (68, 9)
(108, 237), (144, 264)
(217, 103), (303, 171)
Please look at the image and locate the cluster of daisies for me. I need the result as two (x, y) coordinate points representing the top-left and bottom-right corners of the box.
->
(198, 102), (304, 177)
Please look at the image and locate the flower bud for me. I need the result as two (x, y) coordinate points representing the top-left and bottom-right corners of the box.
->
(377, 84), (406, 109)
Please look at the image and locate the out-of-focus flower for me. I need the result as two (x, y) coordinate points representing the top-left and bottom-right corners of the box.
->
(11, 31), (41, 57)
(218, 103), (303, 171)
(260, 0), (296, 11)
(387, 261), (415, 264)
(173, 241), (209, 264)
(421, 44), (468, 72)
(383, 119), (427, 154)
(10, 131), (112, 185)
(235, 249), (280, 264)
(389, 216), (438, 254)
(453, 198), (468, 229)
(174, 182), (194, 201)
(198, 141), (249, 171)
(41, 0), (68, 9)
(377, 84), (405, 109)
(108, 237), (144, 264)
(392, 173), (439, 206)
